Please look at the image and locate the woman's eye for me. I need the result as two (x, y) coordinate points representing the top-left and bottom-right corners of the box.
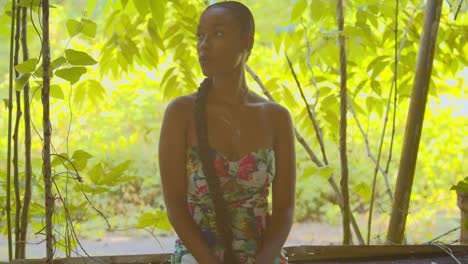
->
(195, 32), (222, 40)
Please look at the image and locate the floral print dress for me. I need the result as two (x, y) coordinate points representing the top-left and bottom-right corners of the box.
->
(170, 146), (288, 264)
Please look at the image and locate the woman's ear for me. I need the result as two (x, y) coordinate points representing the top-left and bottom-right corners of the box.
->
(246, 35), (254, 52)
(242, 49), (251, 62)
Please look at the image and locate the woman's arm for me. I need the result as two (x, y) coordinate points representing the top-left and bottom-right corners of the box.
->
(159, 97), (219, 264)
(256, 105), (296, 263)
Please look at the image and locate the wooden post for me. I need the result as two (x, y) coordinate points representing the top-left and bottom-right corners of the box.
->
(457, 191), (468, 244)
(386, 0), (443, 244)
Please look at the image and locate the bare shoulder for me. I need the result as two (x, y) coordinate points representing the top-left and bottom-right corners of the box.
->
(163, 93), (197, 123)
(247, 90), (292, 127)
(270, 103), (293, 134)
(267, 101), (291, 117)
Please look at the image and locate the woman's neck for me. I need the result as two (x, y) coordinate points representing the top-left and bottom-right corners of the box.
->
(206, 67), (249, 106)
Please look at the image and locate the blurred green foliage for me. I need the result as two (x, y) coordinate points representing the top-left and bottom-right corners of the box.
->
(0, 0), (467, 253)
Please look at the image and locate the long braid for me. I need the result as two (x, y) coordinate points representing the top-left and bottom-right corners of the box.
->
(194, 77), (239, 264)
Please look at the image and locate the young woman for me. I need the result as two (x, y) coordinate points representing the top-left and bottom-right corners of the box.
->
(158, 1), (296, 263)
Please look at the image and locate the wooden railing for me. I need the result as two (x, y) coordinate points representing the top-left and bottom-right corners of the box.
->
(5, 245), (468, 264)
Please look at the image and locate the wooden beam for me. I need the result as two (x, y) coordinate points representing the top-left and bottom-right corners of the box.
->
(8, 245), (468, 264)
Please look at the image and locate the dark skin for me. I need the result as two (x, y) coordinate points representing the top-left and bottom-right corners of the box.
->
(158, 6), (296, 264)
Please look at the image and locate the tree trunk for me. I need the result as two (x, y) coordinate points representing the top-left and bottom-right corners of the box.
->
(18, 5), (33, 259)
(337, 0), (351, 245)
(12, 0), (22, 258)
(6, 0), (17, 261)
(41, 0), (54, 262)
(386, 0), (443, 244)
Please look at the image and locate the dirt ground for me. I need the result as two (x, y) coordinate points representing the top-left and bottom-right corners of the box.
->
(0, 215), (460, 261)
(0, 221), (344, 260)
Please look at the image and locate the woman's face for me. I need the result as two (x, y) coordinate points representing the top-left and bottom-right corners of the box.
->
(196, 7), (246, 77)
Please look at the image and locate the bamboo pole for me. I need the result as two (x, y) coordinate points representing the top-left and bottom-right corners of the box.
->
(386, 0), (443, 244)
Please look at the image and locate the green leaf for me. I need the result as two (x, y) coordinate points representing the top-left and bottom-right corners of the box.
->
(354, 182), (372, 201)
(154, 211), (172, 231)
(52, 56), (67, 69)
(3, 98), (8, 109)
(30, 83), (63, 100)
(74, 80), (106, 107)
(81, 19), (97, 38)
(148, 18), (164, 50)
(137, 212), (156, 228)
(137, 211), (171, 231)
(371, 61), (387, 78)
(167, 33), (184, 49)
(356, 8), (367, 25)
(366, 56), (390, 74)
(163, 24), (180, 40)
(72, 150), (93, 160)
(324, 109), (339, 129)
(51, 153), (69, 167)
(317, 166), (334, 179)
(73, 182), (108, 194)
(163, 75), (178, 100)
(31, 84), (42, 101)
(32, 67), (46, 78)
(66, 18), (96, 38)
(291, 0), (308, 21)
(350, 97), (366, 115)
(15, 73), (31, 91)
(89, 163), (104, 185)
(310, 0), (326, 22)
(65, 49), (97, 65)
(3, 1), (12, 17)
(133, 0), (150, 16)
(121, 0), (128, 8)
(366, 96), (374, 113)
(50, 84), (64, 99)
(66, 19), (81, 37)
(15, 58), (38, 73)
(149, 0), (165, 30)
(370, 80), (381, 95)
(70, 150), (93, 171)
(55, 67), (87, 84)
(161, 67), (176, 87)
(321, 94), (339, 112)
(318, 86), (332, 97)
(451, 181), (468, 194)
(303, 166), (318, 178)
(103, 160), (132, 185)
(281, 83), (298, 109)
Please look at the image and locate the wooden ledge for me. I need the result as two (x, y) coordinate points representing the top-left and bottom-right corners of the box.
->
(5, 245), (468, 264)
